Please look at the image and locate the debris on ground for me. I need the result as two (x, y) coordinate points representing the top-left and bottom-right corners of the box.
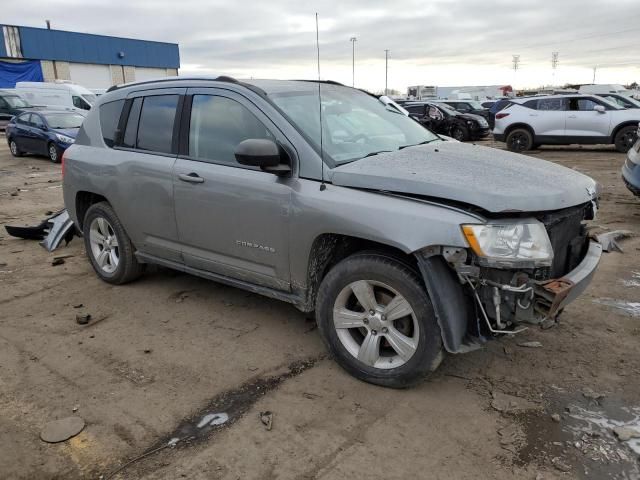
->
(518, 341), (543, 348)
(197, 413), (229, 429)
(551, 413), (561, 423)
(40, 416), (85, 443)
(595, 230), (634, 253)
(551, 457), (571, 473)
(582, 388), (606, 402)
(592, 298), (640, 317)
(260, 411), (273, 431)
(76, 314), (92, 325)
(498, 423), (523, 453)
(51, 257), (65, 266)
(4, 209), (75, 252)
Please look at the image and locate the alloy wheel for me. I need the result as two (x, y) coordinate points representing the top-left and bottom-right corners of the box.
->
(89, 217), (120, 274)
(49, 145), (58, 162)
(332, 280), (419, 369)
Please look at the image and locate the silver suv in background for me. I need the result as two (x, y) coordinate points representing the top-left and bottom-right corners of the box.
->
(493, 94), (640, 152)
(63, 77), (602, 388)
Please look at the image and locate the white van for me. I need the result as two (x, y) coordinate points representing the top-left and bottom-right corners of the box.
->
(15, 81), (97, 110)
(579, 84), (633, 97)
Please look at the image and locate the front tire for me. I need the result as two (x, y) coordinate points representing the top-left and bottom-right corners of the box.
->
(83, 202), (143, 285)
(316, 253), (443, 388)
(614, 126), (637, 153)
(450, 125), (469, 141)
(506, 128), (534, 151)
(9, 139), (23, 157)
(48, 142), (61, 163)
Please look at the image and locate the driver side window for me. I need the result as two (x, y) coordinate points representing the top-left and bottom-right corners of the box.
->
(72, 95), (90, 110)
(188, 95), (274, 168)
(31, 114), (44, 129)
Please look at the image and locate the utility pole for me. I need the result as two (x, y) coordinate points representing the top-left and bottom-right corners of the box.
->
(512, 55), (520, 72)
(350, 37), (357, 87)
(551, 52), (559, 82)
(384, 49), (389, 95)
(592, 65), (597, 83)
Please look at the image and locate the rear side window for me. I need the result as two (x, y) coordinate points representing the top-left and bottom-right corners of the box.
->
(537, 98), (566, 111)
(523, 100), (538, 109)
(188, 95), (274, 166)
(136, 95), (179, 153)
(99, 99), (125, 148)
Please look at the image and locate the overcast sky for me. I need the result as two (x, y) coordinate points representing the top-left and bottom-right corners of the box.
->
(4, 0), (640, 92)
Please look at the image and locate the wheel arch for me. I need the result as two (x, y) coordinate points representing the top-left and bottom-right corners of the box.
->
(75, 191), (110, 231)
(610, 121), (640, 142)
(504, 122), (535, 138)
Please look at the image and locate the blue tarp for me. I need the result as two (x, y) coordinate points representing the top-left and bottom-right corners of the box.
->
(0, 60), (44, 88)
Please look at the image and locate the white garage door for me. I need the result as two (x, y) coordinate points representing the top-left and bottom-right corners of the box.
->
(134, 67), (169, 82)
(69, 63), (112, 89)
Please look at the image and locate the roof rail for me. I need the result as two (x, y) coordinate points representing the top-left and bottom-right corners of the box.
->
(106, 75), (240, 93)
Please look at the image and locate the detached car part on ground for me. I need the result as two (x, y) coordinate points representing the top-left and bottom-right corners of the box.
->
(62, 77), (601, 388)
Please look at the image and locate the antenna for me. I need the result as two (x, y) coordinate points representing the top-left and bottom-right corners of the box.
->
(316, 13), (326, 191)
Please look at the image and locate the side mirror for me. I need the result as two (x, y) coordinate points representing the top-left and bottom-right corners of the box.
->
(594, 105), (606, 113)
(234, 139), (290, 175)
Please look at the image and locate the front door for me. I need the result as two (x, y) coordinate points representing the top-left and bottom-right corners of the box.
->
(173, 89), (293, 291)
(565, 97), (612, 139)
(29, 113), (49, 155)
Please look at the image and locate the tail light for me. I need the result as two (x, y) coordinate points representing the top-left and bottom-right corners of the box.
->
(495, 113), (510, 120)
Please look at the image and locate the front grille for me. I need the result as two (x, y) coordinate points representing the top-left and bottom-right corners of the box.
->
(539, 204), (589, 278)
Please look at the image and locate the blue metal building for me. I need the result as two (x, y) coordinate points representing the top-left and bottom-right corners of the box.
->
(0, 25), (180, 88)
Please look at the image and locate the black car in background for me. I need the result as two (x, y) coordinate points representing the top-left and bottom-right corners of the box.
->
(403, 101), (490, 141)
(0, 89), (36, 130)
(434, 100), (490, 120)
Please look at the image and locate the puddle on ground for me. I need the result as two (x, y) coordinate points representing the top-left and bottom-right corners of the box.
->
(517, 389), (640, 479)
(593, 298), (640, 317)
(104, 358), (319, 478)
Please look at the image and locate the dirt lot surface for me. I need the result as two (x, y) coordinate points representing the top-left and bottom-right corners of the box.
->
(1, 137), (639, 480)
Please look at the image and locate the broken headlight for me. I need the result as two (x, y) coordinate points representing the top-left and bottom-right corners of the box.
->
(461, 221), (553, 268)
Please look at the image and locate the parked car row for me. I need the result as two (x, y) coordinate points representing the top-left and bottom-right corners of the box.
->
(399, 100), (490, 141)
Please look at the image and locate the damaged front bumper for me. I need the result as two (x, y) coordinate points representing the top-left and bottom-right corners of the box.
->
(533, 241), (602, 319)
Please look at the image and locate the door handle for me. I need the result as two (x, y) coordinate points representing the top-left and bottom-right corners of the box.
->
(178, 172), (205, 184)
(567, 115), (577, 118)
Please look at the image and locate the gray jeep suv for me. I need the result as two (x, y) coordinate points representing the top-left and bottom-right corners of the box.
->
(63, 77), (602, 388)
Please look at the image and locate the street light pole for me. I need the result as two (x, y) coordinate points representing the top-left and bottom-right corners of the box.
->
(384, 49), (389, 95)
(350, 37), (357, 87)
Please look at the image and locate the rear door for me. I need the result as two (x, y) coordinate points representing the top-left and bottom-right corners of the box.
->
(107, 89), (185, 262)
(565, 97), (612, 139)
(528, 98), (567, 137)
(12, 113), (33, 151)
(173, 88), (293, 290)
(29, 113), (49, 155)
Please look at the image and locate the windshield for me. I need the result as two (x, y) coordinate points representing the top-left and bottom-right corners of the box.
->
(437, 103), (460, 114)
(601, 94), (640, 109)
(43, 113), (85, 129)
(5, 95), (31, 108)
(82, 93), (97, 105)
(270, 85), (440, 165)
(466, 100), (484, 110)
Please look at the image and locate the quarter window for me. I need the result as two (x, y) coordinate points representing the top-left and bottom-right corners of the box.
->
(122, 97), (142, 148)
(99, 99), (125, 148)
(136, 95), (179, 153)
(188, 95), (274, 166)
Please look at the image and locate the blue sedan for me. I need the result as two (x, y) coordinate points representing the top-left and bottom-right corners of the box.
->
(6, 110), (85, 163)
(622, 125), (640, 197)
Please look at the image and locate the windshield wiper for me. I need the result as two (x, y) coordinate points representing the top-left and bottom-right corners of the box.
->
(398, 139), (438, 150)
(362, 150), (392, 158)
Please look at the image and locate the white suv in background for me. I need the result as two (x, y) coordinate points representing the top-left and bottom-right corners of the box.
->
(493, 94), (640, 152)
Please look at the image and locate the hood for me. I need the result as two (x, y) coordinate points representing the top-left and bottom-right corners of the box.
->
(330, 142), (597, 213)
(51, 128), (79, 138)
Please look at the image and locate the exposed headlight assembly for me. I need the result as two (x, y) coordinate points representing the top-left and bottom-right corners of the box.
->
(55, 133), (75, 144)
(461, 221), (553, 268)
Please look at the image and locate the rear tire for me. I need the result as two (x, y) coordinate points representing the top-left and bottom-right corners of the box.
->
(316, 253), (443, 388)
(48, 142), (61, 163)
(614, 126), (637, 153)
(506, 128), (534, 151)
(83, 202), (143, 285)
(9, 139), (23, 157)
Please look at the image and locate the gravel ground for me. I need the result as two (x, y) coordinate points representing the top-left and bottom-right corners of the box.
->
(0, 137), (639, 480)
